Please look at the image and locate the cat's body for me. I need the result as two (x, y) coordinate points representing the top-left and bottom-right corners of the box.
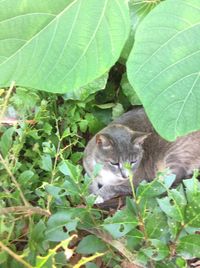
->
(83, 108), (200, 202)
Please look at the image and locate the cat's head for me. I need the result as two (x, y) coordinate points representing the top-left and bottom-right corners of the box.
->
(83, 125), (150, 196)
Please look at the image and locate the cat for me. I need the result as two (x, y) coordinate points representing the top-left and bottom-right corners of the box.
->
(83, 107), (200, 203)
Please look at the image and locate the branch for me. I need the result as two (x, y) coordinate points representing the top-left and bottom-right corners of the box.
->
(0, 81), (15, 126)
(0, 153), (30, 206)
(0, 241), (33, 268)
(0, 206), (51, 217)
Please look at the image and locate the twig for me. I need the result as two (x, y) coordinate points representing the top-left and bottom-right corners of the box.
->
(0, 206), (51, 217)
(0, 153), (29, 206)
(0, 241), (33, 268)
(0, 81), (15, 125)
(0, 118), (36, 125)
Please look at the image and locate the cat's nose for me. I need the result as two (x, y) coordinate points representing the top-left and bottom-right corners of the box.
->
(97, 182), (103, 189)
(120, 169), (129, 179)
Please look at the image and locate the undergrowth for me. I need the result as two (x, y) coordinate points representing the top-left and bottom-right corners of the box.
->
(0, 84), (200, 268)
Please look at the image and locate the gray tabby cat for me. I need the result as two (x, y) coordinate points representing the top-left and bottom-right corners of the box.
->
(83, 108), (200, 202)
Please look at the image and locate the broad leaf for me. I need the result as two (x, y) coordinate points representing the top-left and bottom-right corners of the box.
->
(157, 195), (184, 223)
(142, 239), (169, 261)
(40, 154), (52, 172)
(177, 234), (200, 258)
(77, 235), (107, 254)
(185, 195), (200, 227)
(126, 229), (143, 250)
(18, 170), (34, 184)
(145, 208), (168, 240)
(45, 210), (78, 241)
(63, 73), (108, 101)
(121, 0), (159, 62)
(59, 160), (80, 183)
(136, 174), (176, 201)
(127, 0), (200, 140)
(184, 177), (200, 227)
(103, 207), (138, 239)
(0, 127), (14, 157)
(0, 0), (130, 94)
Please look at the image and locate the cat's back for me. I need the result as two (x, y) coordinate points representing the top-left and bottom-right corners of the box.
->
(111, 107), (154, 133)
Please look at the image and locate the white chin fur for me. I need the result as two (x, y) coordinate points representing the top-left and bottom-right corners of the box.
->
(97, 169), (121, 185)
(95, 195), (104, 204)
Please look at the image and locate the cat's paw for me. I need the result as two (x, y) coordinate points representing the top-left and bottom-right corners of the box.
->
(95, 195), (104, 204)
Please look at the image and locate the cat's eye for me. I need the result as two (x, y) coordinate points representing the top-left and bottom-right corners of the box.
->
(110, 162), (119, 166)
(131, 160), (137, 166)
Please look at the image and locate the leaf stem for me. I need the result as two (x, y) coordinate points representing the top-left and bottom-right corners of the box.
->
(0, 206), (51, 217)
(0, 241), (33, 268)
(0, 153), (29, 206)
(0, 81), (15, 126)
(129, 173), (149, 243)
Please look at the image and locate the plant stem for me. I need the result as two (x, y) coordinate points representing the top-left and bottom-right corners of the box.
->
(129, 173), (149, 243)
(0, 241), (33, 268)
(0, 153), (30, 206)
(0, 81), (15, 126)
(0, 206), (51, 217)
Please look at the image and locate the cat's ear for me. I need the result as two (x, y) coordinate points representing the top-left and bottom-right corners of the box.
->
(132, 132), (151, 146)
(96, 134), (113, 149)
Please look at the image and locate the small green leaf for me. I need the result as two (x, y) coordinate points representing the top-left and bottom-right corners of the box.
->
(18, 170), (34, 184)
(45, 210), (78, 242)
(157, 196), (184, 222)
(59, 160), (79, 182)
(45, 184), (63, 200)
(70, 152), (83, 164)
(0, 127), (14, 157)
(0, 251), (7, 264)
(77, 235), (107, 255)
(79, 120), (88, 133)
(112, 103), (124, 120)
(137, 179), (166, 200)
(103, 208), (138, 239)
(30, 220), (47, 252)
(126, 229), (143, 250)
(121, 74), (141, 105)
(10, 87), (40, 113)
(86, 263), (99, 268)
(185, 195), (200, 227)
(95, 103), (115, 109)
(40, 154), (52, 172)
(176, 257), (187, 268)
(183, 176), (200, 202)
(145, 208), (168, 240)
(177, 234), (200, 258)
(143, 239), (169, 261)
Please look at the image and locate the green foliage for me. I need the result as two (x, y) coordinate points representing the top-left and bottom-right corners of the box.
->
(127, 0), (200, 140)
(1, 0), (200, 267)
(0, 0), (130, 93)
(76, 235), (107, 254)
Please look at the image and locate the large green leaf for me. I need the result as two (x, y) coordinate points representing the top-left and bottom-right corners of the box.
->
(121, 0), (159, 62)
(127, 0), (200, 141)
(0, 0), (130, 93)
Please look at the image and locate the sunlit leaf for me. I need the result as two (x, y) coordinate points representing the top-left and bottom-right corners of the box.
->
(127, 0), (200, 140)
